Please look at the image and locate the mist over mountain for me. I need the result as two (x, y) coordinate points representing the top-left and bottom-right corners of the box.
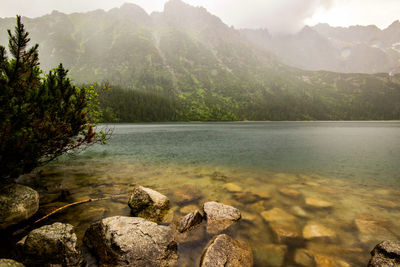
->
(1, 0), (399, 121)
(241, 21), (400, 74)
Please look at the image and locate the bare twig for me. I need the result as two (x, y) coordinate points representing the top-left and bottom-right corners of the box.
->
(34, 194), (127, 224)
(13, 193), (128, 236)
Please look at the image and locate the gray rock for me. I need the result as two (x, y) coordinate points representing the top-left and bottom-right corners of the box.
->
(128, 185), (170, 223)
(177, 210), (203, 233)
(84, 216), (178, 267)
(0, 184), (39, 229)
(203, 202), (241, 233)
(200, 234), (253, 267)
(17, 222), (83, 266)
(0, 259), (25, 267)
(368, 240), (400, 267)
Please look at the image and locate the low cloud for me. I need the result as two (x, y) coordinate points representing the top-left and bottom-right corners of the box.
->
(191, 0), (334, 34)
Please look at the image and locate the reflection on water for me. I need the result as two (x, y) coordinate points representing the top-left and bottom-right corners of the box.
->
(5, 122), (400, 266)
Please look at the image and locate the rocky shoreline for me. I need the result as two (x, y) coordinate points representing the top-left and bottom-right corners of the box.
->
(0, 182), (399, 266)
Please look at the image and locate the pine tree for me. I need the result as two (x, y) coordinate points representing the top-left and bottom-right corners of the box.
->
(0, 16), (106, 183)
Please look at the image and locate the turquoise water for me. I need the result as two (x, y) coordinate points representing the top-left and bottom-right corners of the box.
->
(6, 121), (400, 266)
(88, 121), (400, 186)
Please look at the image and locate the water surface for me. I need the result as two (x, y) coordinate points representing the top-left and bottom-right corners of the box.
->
(10, 122), (400, 266)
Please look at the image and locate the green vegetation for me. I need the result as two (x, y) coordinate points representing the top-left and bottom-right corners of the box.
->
(98, 70), (400, 122)
(98, 85), (179, 122)
(0, 16), (106, 183)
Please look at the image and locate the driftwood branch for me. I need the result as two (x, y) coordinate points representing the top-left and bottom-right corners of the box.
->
(35, 194), (128, 224)
(13, 193), (128, 236)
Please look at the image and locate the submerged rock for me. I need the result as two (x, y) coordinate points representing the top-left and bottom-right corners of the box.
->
(294, 249), (350, 267)
(294, 249), (315, 266)
(278, 187), (301, 198)
(176, 210), (203, 233)
(0, 184), (39, 229)
(174, 223), (205, 244)
(261, 208), (300, 242)
(172, 184), (202, 204)
(269, 221), (302, 243)
(255, 244), (287, 267)
(249, 200), (266, 213)
(368, 240), (400, 267)
(210, 172), (228, 182)
(354, 213), (393, 243)
(241, 211), (259, 222)
(305, 197), (334, 209)
(203, 201), (241, 233)
(17, 222), (83, 266)
(303, 222), (336, 240)
(291, 206), (309, 218)
(84, 216), (178, 267)
(0, 259), (25, 267)
(313, 253), (350, 267)
(250, 189), (271, 200)
(261, 208), (296, 222)
(223, 183), (243, 193)
(128, 185), (170, 223)
(200, 234), (253, 267)
(233, 192), (259, 204)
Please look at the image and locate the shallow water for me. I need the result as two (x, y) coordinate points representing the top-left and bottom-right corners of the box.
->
(6, 122), (400, 266)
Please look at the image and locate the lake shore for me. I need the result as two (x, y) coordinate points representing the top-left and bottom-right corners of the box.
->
(1, 159), (397, 266)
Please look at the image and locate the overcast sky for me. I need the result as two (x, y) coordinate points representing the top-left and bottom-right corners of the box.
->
(1, 0), (399, 34)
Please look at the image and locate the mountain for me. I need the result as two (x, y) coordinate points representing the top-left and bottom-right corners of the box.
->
(1, 0), (400, 121)
(241, 21), (400, 74)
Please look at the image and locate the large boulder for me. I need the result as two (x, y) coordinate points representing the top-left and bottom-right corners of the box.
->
(0, 184), (39, 229)
(200, 234), (253, 267)
(203, 201), (241, 233)
(84, 216), (178, 267)
(128, 185), (170, 223)
(17, 222), (83, 266)
(368, 240), (400, 267)
(0, 259), (25, 267)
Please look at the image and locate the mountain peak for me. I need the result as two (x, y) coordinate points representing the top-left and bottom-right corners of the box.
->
(161, 0), (226, 31)
(164, 0), (206, 13)
(387, 20), (400, 29)
(298, 25), (319, 37)
(119, 2), (147, 13)
(108, 2), (150, 22)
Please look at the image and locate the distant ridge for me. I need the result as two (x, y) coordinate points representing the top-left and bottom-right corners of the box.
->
(241, 19), (400, 74)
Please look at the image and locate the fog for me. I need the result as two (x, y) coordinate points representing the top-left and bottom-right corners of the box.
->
(1, 0), (400, 34)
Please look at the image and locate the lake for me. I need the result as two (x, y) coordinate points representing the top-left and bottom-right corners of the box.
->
(11, 122), (400, 266)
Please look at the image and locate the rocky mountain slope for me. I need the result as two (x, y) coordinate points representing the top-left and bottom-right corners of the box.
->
(241, 20), (400, 74)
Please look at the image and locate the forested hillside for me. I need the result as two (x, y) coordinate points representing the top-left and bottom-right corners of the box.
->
(1, 0), (400, 121)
